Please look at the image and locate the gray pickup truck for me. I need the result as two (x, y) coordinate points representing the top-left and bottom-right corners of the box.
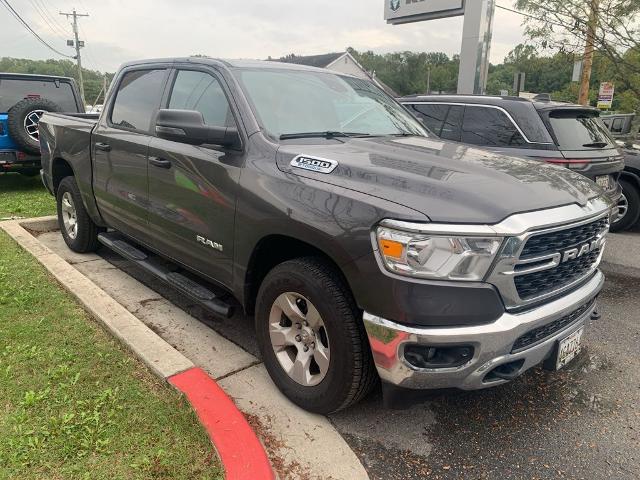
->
(39, 58), (613, 413)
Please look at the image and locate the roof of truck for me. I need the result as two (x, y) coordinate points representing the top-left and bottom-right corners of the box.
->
(119, 57), (345, 74)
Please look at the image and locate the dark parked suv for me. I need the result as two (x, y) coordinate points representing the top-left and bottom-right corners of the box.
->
(399, 95), (625, 230)
(0, 73), (84, 175)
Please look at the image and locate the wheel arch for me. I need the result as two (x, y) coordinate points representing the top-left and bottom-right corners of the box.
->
(51, 157), (75, 194)
(621, 168), (640, 190)
(242, 234), (355, 316)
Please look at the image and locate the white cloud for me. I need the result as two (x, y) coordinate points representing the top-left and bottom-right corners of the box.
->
(1, 0), (526, 72)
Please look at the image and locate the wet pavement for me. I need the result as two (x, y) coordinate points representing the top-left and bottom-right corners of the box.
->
(96, 229), (640, 480)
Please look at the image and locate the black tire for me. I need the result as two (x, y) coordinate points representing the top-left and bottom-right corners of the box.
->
(610, 178), (640, 232)
(255, 257), (378, 414)
(56, 176), (100, 253)
(7, 98), (61, 154)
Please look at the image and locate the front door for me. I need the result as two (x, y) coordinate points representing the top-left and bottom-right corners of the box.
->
(92, 68), (169, 243)
(146, 68), (244, 288)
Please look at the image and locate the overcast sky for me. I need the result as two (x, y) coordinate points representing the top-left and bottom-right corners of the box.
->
(2, 0), (526, 73)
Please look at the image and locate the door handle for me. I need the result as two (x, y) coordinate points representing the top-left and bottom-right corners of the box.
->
(149, 156), (172, 169)
(95, 142), (111, 152)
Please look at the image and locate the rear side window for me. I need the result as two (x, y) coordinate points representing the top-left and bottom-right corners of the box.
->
(461, 106), (526, 147)
(168, 70), (235, 127)
(110, 69), (166, 131)
(546, 110), (615, 150)
(0, 78), (77, 112)
(411, 104), (448, 134)
(410, 104), (463, 141)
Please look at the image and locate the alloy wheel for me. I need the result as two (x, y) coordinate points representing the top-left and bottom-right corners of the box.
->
(61, 191), (79, 240)
(268, 292), (331, 386)
(23, 109), (46, 142)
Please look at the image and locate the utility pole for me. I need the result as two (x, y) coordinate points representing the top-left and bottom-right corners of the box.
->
(60, 9), (89, 104)
(578, 0), (599, 106)
(426, 66), (431, 94)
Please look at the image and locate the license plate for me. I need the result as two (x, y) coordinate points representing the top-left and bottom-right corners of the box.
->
(556, 328), (584, 370)
(595, 175), (610, 189)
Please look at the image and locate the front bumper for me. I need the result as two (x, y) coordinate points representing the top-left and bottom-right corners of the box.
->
(363, 270), (604, 390)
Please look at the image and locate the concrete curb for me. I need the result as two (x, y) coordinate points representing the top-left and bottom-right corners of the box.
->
(0, 217), (274, 480)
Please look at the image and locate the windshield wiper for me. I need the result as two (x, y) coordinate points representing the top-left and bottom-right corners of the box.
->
(582, 141), (608, 148)
(279, 131), (372, 140)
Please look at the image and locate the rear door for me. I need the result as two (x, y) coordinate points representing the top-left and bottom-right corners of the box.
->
(92, 67), (169, 243)
(145, 67), (245, 288)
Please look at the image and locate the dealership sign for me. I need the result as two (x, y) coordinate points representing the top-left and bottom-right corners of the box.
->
(597, 82), (615, 109)
(385, 0), (466, 24)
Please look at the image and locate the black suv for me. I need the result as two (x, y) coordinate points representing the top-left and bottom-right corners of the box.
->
(0, 73), (84, 175)
(399, 95), (625, 230)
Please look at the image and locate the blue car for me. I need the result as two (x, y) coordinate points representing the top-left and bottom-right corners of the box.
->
(1, 73), (83, 175)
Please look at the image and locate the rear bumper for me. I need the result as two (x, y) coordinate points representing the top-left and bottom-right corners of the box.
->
(363, 270), (604, 390)
(0, 150), (41, 172)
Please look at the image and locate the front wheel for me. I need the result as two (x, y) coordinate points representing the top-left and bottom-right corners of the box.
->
(610, 179), (640, 232)
(255, 257), (377, 414)
(56, 176), (100, 253)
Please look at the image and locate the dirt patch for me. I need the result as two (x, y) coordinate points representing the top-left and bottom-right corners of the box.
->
(242, 411), (316, 480)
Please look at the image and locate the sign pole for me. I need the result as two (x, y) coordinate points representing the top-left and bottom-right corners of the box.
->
(457, 0), (496, 94)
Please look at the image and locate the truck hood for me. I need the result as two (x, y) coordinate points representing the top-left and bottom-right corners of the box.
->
(276, 136), (604, 224)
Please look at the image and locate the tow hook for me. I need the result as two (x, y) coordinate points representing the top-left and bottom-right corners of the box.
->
(590, 307), (601, 321)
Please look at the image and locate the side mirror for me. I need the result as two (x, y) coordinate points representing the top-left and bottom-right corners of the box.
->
(155, 109), (241, 149)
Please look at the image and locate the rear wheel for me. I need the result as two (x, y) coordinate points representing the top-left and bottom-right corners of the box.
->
(255, 257), (377, 414)
(611, 178), (640, 232)
(56, 176), (100, 253)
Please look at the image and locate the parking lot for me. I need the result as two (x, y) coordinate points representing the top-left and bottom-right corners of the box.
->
(31, 221), (639, 480)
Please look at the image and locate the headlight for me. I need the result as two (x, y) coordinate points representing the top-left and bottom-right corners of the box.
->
(375, 224), (503, 281)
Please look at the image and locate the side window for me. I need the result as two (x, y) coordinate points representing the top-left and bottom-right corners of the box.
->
(169, 70), (234, 128)
(440, 105), (463, 142)
(461, 106), (526, 147)
(411, 104), (448, 136)
(611, 118), (623, 134)
(110, 69), (166, 131)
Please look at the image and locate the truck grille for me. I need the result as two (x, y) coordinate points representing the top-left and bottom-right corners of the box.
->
(520, 217), (609, 258)
(515, 250), (601, 300)
(511, 299), (595, 353)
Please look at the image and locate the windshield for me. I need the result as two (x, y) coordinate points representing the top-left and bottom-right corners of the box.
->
(234, 68), (428, 140)
(546, 109), (616, 151)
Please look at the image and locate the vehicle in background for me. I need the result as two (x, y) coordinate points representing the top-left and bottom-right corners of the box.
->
(601, 113), (636, 139)
(39, 58), (612, 413)
(399, 95), (625, 231)
(0, 73), (84, 176)
(86, 104), (104, 114)
(614, 140), (640, 230)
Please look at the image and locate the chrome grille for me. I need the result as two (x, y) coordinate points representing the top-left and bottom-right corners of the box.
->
(487, 212), (609, 310)
(515, 251), (600, 300)
(520, 218), (609, 259)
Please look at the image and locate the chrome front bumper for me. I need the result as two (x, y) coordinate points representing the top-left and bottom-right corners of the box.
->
(363, 270), (604, 390)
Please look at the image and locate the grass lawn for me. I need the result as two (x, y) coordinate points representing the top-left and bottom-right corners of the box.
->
(0, 173), (56, 219)
(0, 231), (223, 479)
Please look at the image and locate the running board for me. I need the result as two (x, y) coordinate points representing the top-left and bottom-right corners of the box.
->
(97, 232), (234, 318)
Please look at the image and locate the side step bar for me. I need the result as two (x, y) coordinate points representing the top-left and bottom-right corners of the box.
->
(97, 232), (234, 318)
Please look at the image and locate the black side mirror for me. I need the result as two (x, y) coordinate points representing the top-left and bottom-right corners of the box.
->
(155, 109), (241, 149)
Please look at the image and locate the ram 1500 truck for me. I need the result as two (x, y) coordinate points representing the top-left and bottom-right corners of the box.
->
(39, 58), (613, 414)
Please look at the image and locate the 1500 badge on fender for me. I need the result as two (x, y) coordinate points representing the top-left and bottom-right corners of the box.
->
(290, 155), (338, 174)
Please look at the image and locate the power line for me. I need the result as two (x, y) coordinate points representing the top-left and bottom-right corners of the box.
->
(0, 0), (73, 58)
(27, 0), (68, 40)
(31, 0), (68, 37)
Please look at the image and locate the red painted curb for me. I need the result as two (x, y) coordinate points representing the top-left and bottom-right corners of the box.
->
(169, 367), (274, 480)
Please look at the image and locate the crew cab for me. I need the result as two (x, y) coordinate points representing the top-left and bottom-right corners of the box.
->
(39, 58), (613, 413)
(0, 73), (84, 175)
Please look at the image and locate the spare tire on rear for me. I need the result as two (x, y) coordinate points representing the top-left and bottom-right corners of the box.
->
(7, 98), (61, 154)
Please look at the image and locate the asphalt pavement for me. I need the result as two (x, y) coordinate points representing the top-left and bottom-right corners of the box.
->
(96, 226), (640, 480)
